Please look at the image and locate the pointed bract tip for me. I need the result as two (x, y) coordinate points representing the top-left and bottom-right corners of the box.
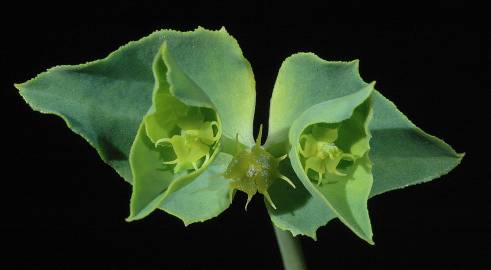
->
(125, 213), (139, 222)
(14, 83), (24, 90)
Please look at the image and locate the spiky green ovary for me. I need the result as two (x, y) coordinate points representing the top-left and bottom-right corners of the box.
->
(155, 108), (220, 173)
(224, 127), (295, 210)
(299, 125), (355, 185)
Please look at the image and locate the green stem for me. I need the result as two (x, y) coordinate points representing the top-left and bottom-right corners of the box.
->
(273, 225), (307, 270)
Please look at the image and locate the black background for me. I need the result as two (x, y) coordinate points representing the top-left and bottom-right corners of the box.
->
(1, 2), (489, 269)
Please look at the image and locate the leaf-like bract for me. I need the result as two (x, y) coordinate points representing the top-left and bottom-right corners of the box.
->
(16, 31), (166, 183)
(266, 53), (462, 240)
(129, 28), (257, 222)
(17, 27), (257, 224)
(288, 85), (374, 243)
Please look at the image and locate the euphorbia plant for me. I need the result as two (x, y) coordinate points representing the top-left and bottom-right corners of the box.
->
(16, 27), (462, 270)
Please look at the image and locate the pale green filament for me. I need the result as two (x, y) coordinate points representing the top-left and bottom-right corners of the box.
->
(299, 126), (355, 185)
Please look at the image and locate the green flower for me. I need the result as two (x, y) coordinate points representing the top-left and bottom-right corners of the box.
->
(154, 107), (220, 173)
(224, 126), (295, 210)
(299, 125), (356, 184)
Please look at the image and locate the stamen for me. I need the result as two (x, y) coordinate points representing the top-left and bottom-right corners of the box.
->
(277, 154), (287, 162)
(163, 159), (179, 165)
(298, 135), (309, 156)
(228, 189), (235, 204)
(279, 174), (296, 189)
(263, 191), (277, 210)
(333, 170), (347, 176)
(244, 195), (253, 211)
(155, 137), (172, 148)
(255, 124), (263, 147)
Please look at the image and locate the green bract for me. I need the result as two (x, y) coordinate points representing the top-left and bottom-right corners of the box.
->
(16, 27), (463, 243)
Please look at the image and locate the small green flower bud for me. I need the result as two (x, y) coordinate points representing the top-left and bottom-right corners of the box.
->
(224, 125), (295, 210)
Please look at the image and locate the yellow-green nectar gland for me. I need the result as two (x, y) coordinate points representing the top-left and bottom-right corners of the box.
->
(155, 109), (220, 173)
(298, 126), (354, 185)
(224, 125), (295, 210)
